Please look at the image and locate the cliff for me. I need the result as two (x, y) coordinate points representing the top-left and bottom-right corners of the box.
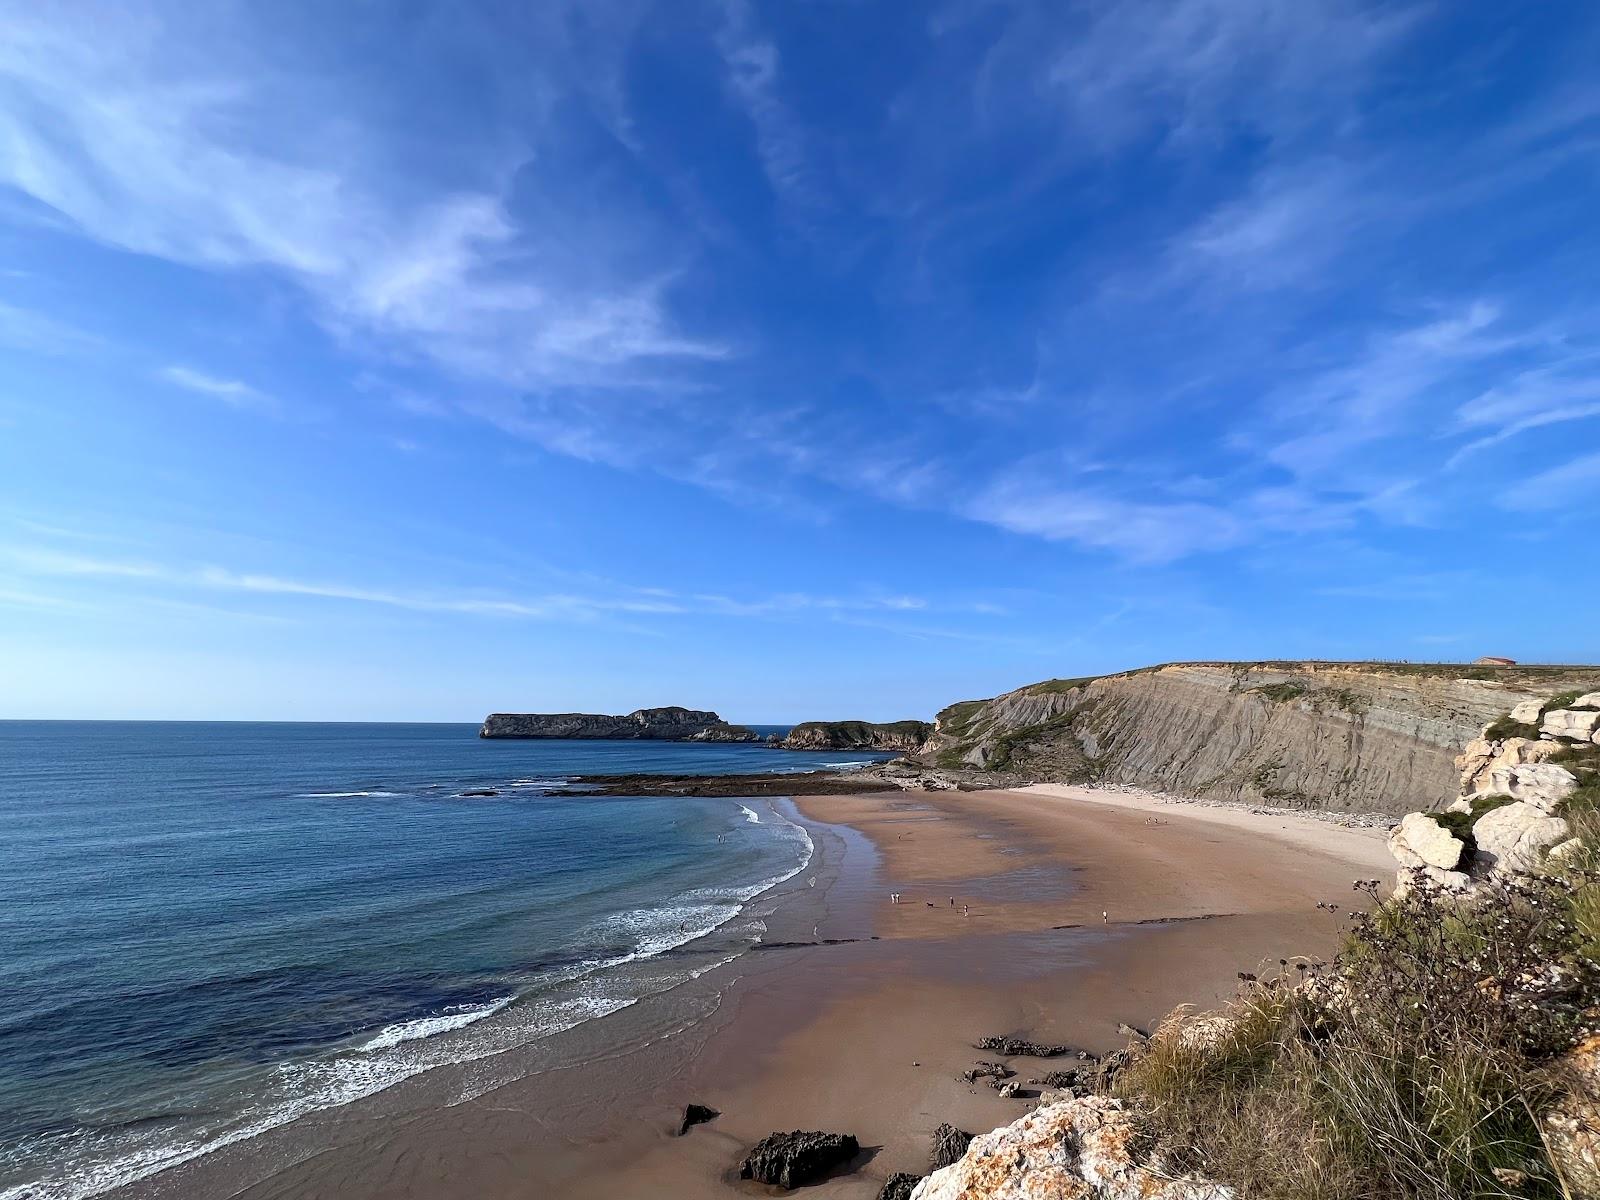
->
(923, 662), (1600, 815)
(478, 706), (760, 741)
(781, 720), (932, 752)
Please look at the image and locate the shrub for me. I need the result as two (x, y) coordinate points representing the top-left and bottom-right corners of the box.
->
(1110, 873), (1600, 1200)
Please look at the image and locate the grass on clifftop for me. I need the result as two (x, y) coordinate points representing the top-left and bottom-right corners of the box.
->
(1110, 869), (1600, 1199)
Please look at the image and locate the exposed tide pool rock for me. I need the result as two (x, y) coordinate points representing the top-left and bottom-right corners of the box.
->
(739, 1130), (860, 1189)
(909, 1097), (1231, 1200)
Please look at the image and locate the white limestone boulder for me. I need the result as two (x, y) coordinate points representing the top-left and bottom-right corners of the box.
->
(1388, 812), (1467, 871)
(1486, 762), (1578, 814)
(909, 1096), (1231, 1200)
(1457, 736), (1567, 795)
(1546, 1035), (1600, 1199)
(1510, 698), (1546, 724)
(1394, 865), (1474, 898)
(1472, 802), (1571, 875)
(1544, 709), (1600, 742)
(1573, 691), (1600, 711)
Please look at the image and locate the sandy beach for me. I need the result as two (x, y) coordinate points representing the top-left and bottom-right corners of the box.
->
(117, 785), (1393, 1200)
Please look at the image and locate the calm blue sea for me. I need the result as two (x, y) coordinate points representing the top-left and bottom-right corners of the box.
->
(0, 722), (890, 1199)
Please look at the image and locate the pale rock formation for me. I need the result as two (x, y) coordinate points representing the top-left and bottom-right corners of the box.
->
(1486, 762), (1579, 813)
(1575, 692), (1600, 711)
(1388, 812), (1466, 871)
(909, 1097), (1231, 1200)
(1394, 864), (1474, 896)
(1546, 1035), (1600, 1198)
(1472, 802), (1572, 874)
(1511, 698), (1546, 724)
(1457, 736), (1567, 795)
(1544, 708), (1600, 742)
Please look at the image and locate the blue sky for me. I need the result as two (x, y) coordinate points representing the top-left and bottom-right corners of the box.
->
(2, 1), (1599, 721)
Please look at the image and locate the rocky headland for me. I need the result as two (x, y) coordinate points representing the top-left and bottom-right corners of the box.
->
(478, 706), (760, 741)
(911, 660), (1600, 816)
(779, 719), (932, 752)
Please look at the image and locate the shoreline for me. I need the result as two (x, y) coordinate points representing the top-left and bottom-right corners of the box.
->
(104, 785), (1393, 1200)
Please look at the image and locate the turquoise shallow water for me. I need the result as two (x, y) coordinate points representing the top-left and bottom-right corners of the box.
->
(0, 721), (891, 1199)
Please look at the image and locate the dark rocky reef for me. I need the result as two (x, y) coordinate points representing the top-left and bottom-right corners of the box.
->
(930, 1123), (973, 1170)
(880, 1172), (923, 1199)
(479, 706), (759, 742)
(739, 1130), (860, 1188)
(975, 1035), (1073, 1057)
(780, 719), (932, 752)
(543, 770), (902, 798)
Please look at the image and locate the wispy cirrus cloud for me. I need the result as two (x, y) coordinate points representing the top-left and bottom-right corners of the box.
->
(0, 4), (723, 391)
(158, 366), (271, 409)
(1500, 451), (1600, 512)
(0, 545), (984, 632)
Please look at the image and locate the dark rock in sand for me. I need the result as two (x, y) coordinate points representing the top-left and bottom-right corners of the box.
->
(975, 1035), (1071, 1057)
(880, 1171), (924, 1200)
(930, 1123), (973, 1170)
(1095, 1048), (1132, 1089)
(678, 1103), (719, 1135)
(739, 1130), (860, 1189)
(1031, 1068), (1084, 1090)
(961, 1061), (1012, 1084)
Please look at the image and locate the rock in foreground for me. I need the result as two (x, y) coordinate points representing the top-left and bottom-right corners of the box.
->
(910, 1097), (1230, 1200)
(930, 1123), (972, 1170)
(880, 1173), (924, 1200)
(678, 1103), (719, 1135)
(740, 1130), (860, 1189)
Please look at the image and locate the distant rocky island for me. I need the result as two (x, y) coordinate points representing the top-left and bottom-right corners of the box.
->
(479, 706), (761, 742)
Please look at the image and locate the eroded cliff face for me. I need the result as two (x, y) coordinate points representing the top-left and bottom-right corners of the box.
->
(925, 663), (1600, 815)
(781, 720), (932, 752)
(479, 707), (759, 741)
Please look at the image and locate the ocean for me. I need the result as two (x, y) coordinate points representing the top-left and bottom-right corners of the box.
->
(0, 721), (893, 1199)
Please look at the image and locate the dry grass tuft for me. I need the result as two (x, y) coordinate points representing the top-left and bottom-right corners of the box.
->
(1110, 872), (1600, 1200)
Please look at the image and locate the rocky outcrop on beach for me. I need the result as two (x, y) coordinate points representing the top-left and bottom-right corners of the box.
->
(781, 719), (933, 752)
(909, 1096), (1231, 1200)
(478, 706), (759, 741)
(1387, 688), (1599, 896)
(921, 662), (1600, 815)
(740, 1130), (860, 1188)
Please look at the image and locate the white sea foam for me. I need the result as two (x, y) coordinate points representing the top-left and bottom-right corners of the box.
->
(737, 803), (761, 824)
(357, 996), (516, 1052)
(9, 796), (817, 1200)
(295, 791), (402, 799)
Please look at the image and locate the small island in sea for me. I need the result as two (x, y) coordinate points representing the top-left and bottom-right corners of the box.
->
(478, 706), (762, 741)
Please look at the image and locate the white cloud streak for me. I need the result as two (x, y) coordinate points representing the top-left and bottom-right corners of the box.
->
(0, 4), (724, 390)
(158, 365), (270, 409)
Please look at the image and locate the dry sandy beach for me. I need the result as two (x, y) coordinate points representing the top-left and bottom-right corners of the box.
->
(117, 785), (1393, 1200)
